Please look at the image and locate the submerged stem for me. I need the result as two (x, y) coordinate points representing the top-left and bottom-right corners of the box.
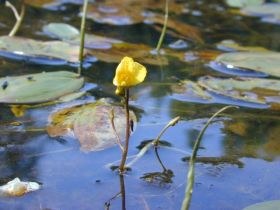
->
(78, 0), (89, 76)
(155, 0), (169, 52)
(181, 106), (238, 210)
(119, 89), (130, 173)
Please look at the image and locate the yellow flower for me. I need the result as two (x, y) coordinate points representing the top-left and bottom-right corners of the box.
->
(113, 56), (147, 88)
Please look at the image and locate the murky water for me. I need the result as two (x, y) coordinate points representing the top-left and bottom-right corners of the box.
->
(0, 0), (280, 210)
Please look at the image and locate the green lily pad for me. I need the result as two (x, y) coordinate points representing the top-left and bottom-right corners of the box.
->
(171, 80), (212, 102)
(226, 0), (263, 8)
(43, 23), (122, 49)
(214, 52), (280, 77)
(198, 76), (280, 105)
(241, 3), (280, 24)
(243, 200), (280, 210)
(0, 36), (86, 65)
(47, 100), (137, 152)
(0, 71), (84, 104)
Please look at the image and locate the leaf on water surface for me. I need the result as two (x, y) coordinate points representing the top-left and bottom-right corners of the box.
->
(216, 40), (268, 52)
(243, 200), (280, 210)
(47, 100), (137, 152)
(0, 178), (40, 197)
(89, 42), (169, 65)
(198, 76), (280, 105)
(0, 71), (84, 104)
(224, 120), (249, 136)
(213, 51), (280, 77)
(226, 0), (264, 8)
(0, 36), (86, 65)
(241, 3), (280, 24)
(43, 23), (123, 50)
(264, 125), (280, 157)
(171, 80), (212, 102)
(43, 23), (80, 40)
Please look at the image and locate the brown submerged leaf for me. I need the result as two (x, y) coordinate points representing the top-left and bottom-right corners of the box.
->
(89, 43), (168, 65)
(47, 100), (137, 152)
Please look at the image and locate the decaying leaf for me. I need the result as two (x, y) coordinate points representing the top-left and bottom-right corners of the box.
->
(0, 71), (84, 104)
(89, 43), (168, 65)
(146, 15), (203, 43)
(0, 36), (87, 65)
(47, 100), (137, 152)
(0, 178), (40, 197)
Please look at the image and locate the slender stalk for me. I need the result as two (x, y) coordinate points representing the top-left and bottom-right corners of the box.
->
(109, 108), (124, 152)
(119, 89), (130, 173)
(155, 0), (169, 52)
(181, 106), (238, 210)
(78, 0), (89, 76)
(6, 1), (25, 36)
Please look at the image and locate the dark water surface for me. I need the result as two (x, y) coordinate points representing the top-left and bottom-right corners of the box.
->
(0, 0), (280, 210)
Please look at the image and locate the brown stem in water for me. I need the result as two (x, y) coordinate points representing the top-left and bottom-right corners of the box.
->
(119, 88), (130, 173)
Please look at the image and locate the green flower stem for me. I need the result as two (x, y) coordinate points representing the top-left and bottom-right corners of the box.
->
(181, 106), (238, 210)
(119, 88), (130, 173)
(78, 0), (89, 76)
(6, 1), (25, 36)
(156, 0), (169, 53)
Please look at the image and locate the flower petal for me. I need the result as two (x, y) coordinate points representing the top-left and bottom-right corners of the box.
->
(113, 56), (147, 87)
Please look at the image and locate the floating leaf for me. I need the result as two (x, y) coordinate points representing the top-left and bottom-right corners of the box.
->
(216, 40), (268, 52)
(213, 52), (280, 77)
(0, 71), (84, 104)
(0, 36), (88, 65)
(47, 100), (137, 152)
(171, 80), (212, 102)
(198, 76), (280, 105)
(241, 3), (280, 24)
(43, 23), (80, 40)
(243, 200), (280, 210)
(0, 178), (40, 197)
(43, 23), (122, 50)
(226, 0), (264, 8)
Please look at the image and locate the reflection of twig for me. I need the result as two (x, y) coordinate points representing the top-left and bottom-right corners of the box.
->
(181, 106), (238, 210)
(6, 1), (25, 36)
(182, 156), (244, 168)
(104, 175), (126, 210)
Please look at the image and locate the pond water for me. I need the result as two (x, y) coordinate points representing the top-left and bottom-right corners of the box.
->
(0, 0), (280, 210)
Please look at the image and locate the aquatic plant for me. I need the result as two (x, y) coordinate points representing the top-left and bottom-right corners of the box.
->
(4, 0), (25, 36)
(78, 0), (89, 75)
(113, 56), (147, 173)
(181, 105), (238, 210)
(156, 0), (169, 53)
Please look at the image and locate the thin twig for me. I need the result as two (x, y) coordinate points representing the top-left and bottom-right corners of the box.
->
(109, 108), (124, 152)
(6, 1), (25, 36)
(156, 0), (169, 52)
(78, 0), (89, 75)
